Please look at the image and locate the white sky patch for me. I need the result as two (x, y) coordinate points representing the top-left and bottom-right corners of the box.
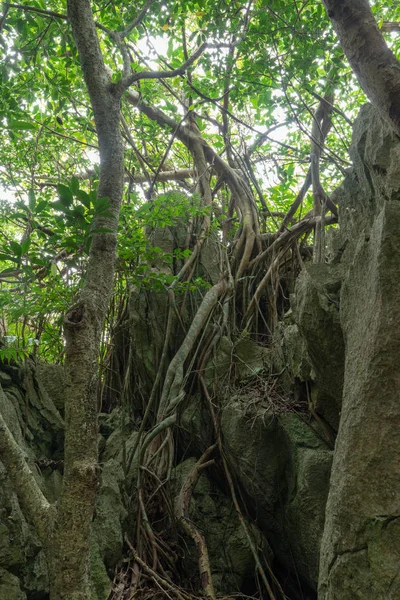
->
(136, 35), (169, 70)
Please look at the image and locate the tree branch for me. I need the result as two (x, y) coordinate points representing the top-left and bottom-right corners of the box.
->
(120, 0), (155, 39)
(5, 3), (66, 20)
(120, 43), (208, 90)
(381, 22), (400, 33)
(311, 93), (334, 263)
(0, 2), (10, 31)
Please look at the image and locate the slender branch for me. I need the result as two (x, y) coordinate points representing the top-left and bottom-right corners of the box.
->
(311, 93), (334, 263)
(42, 167), (195, 186)
(120, 0), (155, 39)
(184, 77), (301, 154)
(381, 21), (400, 33)
(278, 167), (312, 232)
(0, 2), (10, 31)
(246, 121), (290, 157)
(121, 114), (154, 183)
(34, 120), (99, 150)
(6, 3), (66, 20)
(120, 43), (208, 90)
(249, 213), (338, 270)
(135, 168), (194, 183)
(4, 2), (152, 45)
(175, 445), (217, 600)
(308, 90), (353, 126)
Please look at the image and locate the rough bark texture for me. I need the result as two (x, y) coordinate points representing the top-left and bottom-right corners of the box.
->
(49, 2), (124, 599)
(323, 0), (400, 137)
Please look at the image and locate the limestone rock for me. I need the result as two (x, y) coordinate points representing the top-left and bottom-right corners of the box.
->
(319, 105), (400, 599)
(319, 201), (400, 600)
(172, 457), (272, 593)
(220, 396), (332, 590)
(292, 263), (345, 430)
(0, 569), (26, 600)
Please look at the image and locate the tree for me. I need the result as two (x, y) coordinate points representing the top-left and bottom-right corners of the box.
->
(323, 0), (400, 136)
(0, 1), (399, 599)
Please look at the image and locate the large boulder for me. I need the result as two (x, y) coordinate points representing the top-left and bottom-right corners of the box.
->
(220, 394), (332, 591)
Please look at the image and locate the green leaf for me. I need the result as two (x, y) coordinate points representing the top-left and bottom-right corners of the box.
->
(70, 176), (80, 195)
(76, 189), (90, 208)
(28, 189), (36, 210)
(50, 263), (58, 277)
(72, 205), (85, 216)
(92, 196), (114, 216)
(0, 254), (16, 263)
(51, 200), (69, 212)
(8, 120), (36, 131)
(57, 183), (73, 207)
(9, 241), (22, 258)
(35, 200), (48, 213)
(21, 236), (31, 254)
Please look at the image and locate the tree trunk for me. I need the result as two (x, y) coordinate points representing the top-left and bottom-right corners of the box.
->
(48, 2), (125, 598)
(323, 0), (400, 136)
(0, 1), (125, 598)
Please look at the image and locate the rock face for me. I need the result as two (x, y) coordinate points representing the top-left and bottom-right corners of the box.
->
(220, 397), (332, 589)
(0, 362), (134, 600)
(0, 361), (62, 600)
(318, 105), (400, 599)
(292, 263), (345, 431)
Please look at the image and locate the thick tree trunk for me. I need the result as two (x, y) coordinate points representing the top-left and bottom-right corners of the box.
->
(48, 2), (125, 598)
(323, 0), (400, 136)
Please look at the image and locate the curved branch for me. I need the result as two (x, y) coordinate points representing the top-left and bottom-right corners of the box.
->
(120, 43), (208, 90)
(175, 445), (217, 600)
(120, 0), (155, 39)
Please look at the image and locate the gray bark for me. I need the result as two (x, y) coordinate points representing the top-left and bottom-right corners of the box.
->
(49, 2), (125, 598)
(323, 0), (400, 136)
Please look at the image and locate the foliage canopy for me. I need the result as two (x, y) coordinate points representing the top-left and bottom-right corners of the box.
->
(1, 0), (399, 359)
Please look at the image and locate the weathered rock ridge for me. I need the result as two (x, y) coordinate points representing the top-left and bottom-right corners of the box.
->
(318, 105), (400, 599)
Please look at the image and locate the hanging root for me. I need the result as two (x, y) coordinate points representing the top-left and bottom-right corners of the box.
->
(175, 445), (217, 600)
